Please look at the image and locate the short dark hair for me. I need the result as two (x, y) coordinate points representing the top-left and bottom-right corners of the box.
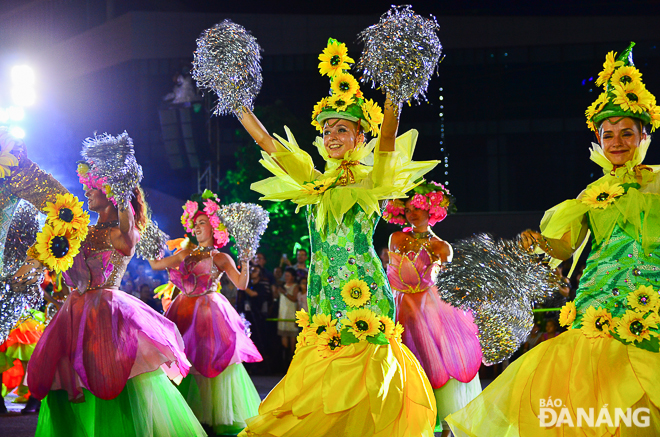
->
(284, 267), (297, 277)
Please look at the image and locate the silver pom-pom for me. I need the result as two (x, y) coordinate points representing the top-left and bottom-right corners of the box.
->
(192, 19), (263, 116)
(81, 131), (143, 209)
(218, 203), (269, 262)
(2, 201), (40, 276)
(357, 5), (442, 105)
(136, 220), (170, 260)
(434, 234), (560, 364)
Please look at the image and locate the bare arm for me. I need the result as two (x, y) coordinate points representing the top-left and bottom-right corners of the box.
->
(282, 284), (299, 302)
(111, 206), (139, 256)
(149, 249), (191, 270)
(238, 107), (277, 154)
(214, 252), (250, 290)
(378, 95), (401, 152)
(520, 219), (589, 261)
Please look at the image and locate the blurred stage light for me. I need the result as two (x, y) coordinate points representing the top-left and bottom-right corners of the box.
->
(0, 108), (8, 123)
(11, 87), (36, 106)
(11, 65), (35, 86)
(7, 106), (25, 121)
(9, 126), (25, 139)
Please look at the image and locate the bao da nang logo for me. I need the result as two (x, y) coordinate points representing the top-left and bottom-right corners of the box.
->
(538, 398), (650, 428)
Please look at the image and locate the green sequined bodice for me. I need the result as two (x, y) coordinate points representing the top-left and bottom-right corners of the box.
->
(307, 203), (394, 320)
(575, 220), (660, 321)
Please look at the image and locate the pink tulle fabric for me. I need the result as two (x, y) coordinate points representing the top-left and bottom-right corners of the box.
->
(387, 249), (482, 389)
(28, 251), (191, 402)
(166, 256), (262, 378)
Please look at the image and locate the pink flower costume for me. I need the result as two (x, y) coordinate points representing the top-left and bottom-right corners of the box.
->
(387, 248), (482, 432)
(166, 248), (262, 435)
(28, 225), (205, 437)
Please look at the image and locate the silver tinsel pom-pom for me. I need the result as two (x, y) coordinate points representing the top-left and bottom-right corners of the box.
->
(434, 234), (560, 365)
(192, 20), (263, 116)
(218, 203), (269, 262)
(136, 220), (170, 260)
(81, 131), (143, 209)
(357, 5), (443, 106)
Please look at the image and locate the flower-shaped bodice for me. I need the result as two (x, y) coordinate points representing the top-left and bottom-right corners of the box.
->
(168, 251), (221, 297)
(387, 248), (437, 294)
(63, 226), (131, 294)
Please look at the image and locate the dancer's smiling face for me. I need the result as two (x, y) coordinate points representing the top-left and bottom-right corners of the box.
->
(599, 117), (647, 167)
(323, 118), (364, 160)
(404, 199), (430, 229)
(193, 214), (213, 245)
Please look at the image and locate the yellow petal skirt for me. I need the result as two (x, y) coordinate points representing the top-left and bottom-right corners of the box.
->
(447, 329), (660, 436)
(239, 338), (436, 437)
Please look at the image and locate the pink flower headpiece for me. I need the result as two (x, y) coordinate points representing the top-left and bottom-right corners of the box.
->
(180, 190), (229, 248)
(383, 180), (455, 227)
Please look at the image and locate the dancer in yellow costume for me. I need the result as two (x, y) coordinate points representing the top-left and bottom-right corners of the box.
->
(234, 38), (439, 437)
(447, 42), (660, 437)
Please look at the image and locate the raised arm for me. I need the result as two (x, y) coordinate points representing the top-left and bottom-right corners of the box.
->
(238, 107), (277, 154)
(111, 205), (139, 256)
(149, 249), (191, 270)
(520, 217), (589, 261)
(214, 252), (250, 290)
(378, 95), (401, 152)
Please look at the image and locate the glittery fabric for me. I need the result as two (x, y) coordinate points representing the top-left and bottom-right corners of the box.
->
(217, 203), (269, 262)
(573, 222), (660, 330)
(3, 157), (67, 212)
(307, 203), (394, 322)
(357, 5), (442, 106)
(135, 220), (169, 260)
(166, 251), (262, 378)
(192, 20), (262, 116)
(28, 225), (191, 401)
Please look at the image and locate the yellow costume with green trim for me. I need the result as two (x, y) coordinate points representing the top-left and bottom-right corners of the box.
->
(447, 141), (660, 436)
(239, 128), (439, 437)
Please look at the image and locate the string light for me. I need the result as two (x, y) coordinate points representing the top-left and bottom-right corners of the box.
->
(439, 87), (449, 185)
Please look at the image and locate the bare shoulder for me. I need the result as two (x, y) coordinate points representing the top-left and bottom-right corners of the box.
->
(389, 231), (408, 250)
(430, 236), (452, 258)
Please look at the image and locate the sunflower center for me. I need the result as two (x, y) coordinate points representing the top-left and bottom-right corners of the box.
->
(355, 320), (369, 331)
(595, 317), (610, 331)
(638, 295), (648, 305)
(59, 208), (74, 223)
(379, 321), (385, 332)
(50, 236), (70, 258)
(328, 336), (342, 350)
(350, 288), (362, 299)
(620, 75), (632, 84)
(336, 99), (346, 107)
(339, 81), (350, 92)
(596, 192), (610, 202)
(626, 92), (639, 102)
(316, 326), (326, 335)
(630, 320), (644, 336)
(330, 55), (341, 66)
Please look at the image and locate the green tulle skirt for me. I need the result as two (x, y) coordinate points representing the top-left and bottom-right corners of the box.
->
(35, 368), (206, 437)
(177, 363), (261, 435)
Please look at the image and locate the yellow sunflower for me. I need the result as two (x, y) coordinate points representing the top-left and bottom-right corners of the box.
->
(30, 224), (82, 272)
(378, 315), (396, 339)
(580, 306), (614, 339)
(595, 51), (624, 87)
(296, 308), (310, 328)
(301, 177), (336, 196)
(316, 326), (343, 358)
(310, 313), (338, 336)
(43, 193), (90, 239)
(649, 104), (660, 133)
(612, 82), (654, 114)
(318, 40), (355, 78)
(360, 99), (384, 135)
(615, 310), (660, 344)
(585, 92), (609, 121)
(610, 66), (643, 89)
(344, 308), (380, 340)
(0, 135), (19, 179)
(341, 279), (371, 307)
(627, 285), (660, 313)
(328, 94), (354, 112)
(394, 322), (405, 341)
(581, 181), (624, 209)
(331, 73), (359, 99)
(559, 301), (577, 327)
(295, 330), (309, 353)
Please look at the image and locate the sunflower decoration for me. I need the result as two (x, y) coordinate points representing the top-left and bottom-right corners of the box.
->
(28, 224), (82, 272)
(378, 315), (396, 339)
(0, 128), (20, 179)
(559, 301), (577, 327)
(43, 193), (90, 240)
(301, 177), (337, 196)
(615, 310), (660, 344)
(310, 312), (338, 336)
(318, 38), (355, 78)
(343, 308), (380, 340)
(341, 279), (371, 308)
(627, 285), (660, 313)
(295, 330), (309, 353)
(580, 306), (614, 339)
(295, 308), (310, 328)
(311, 38), (383, 137)
(587, 42), (658, 133)
(581, 181), (624, 209)
(394, 322), (405, 341)
(317, 326), (343, 358)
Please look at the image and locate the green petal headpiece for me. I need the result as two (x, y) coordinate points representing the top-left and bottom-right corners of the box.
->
(587, 42), (660, 133)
